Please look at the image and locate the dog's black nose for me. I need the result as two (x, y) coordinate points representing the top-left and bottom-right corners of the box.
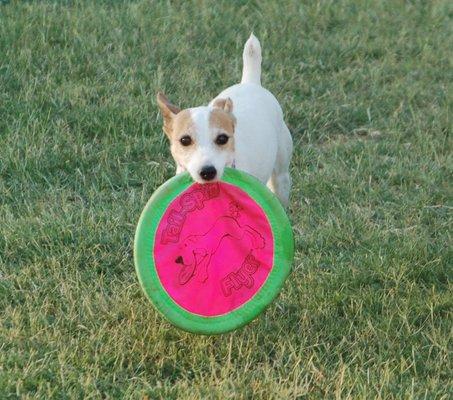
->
(199, 165), (217, 181)
(175, 256), (183, 264)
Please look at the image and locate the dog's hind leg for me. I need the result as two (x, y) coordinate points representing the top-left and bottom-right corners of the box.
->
(197, 253), (212, 283)
(267, 123), (292, 207)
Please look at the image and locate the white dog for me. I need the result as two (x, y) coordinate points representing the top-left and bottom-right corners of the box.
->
(157, 34), (293, 206)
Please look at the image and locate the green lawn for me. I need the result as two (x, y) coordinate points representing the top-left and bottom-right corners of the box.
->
(1, 1), (452, 398)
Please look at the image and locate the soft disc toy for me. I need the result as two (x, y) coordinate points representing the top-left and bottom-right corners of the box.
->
(134, 168), (294, 334)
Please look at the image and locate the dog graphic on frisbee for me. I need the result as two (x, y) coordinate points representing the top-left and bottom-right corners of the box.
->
(175, 211), (265, 285)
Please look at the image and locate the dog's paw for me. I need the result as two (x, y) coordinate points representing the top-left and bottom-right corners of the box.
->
(179, 265), (196, 285)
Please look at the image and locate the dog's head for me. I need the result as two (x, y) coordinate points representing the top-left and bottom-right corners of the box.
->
(157, 93), (236, 183)
(175, 236), (207, 267)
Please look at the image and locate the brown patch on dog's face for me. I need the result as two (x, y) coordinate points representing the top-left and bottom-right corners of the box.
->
(209, 101), (236, 154)
(209, 112), (235, 151)
(209, 109), (235, 136)
(168, 110), (197, 169)
(171, 110), (195, 139)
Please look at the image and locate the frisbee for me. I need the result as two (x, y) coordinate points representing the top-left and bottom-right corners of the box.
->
(134, 168), (294, 334)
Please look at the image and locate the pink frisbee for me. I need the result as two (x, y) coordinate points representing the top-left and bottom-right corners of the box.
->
(134, 168), (294, 334)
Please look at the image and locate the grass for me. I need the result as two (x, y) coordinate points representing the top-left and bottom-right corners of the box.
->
(0, 0), (451, 398)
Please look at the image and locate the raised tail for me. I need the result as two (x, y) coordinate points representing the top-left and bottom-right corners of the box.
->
(241, 33), (262, 85)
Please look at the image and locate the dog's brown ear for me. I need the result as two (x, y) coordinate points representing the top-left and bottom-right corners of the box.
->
(156, 92), (181, 136)
(212, 97), (233, 113)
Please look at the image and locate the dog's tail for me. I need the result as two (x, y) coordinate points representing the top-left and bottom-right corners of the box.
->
(241, 33), (262, 85)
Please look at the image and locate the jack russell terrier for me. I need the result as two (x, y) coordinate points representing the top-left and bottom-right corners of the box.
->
(157, 34), (293, 206)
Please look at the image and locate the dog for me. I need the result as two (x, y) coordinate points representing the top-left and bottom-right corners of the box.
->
(157, 34), (293, 206)
(175, 216), (265, 284)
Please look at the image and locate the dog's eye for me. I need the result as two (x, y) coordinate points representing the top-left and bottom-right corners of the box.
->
(215, 134), (229, 145)
(180, 135), (192, 146)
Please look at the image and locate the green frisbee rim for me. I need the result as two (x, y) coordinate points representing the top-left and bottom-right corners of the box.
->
(134, 168), (294, 335)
